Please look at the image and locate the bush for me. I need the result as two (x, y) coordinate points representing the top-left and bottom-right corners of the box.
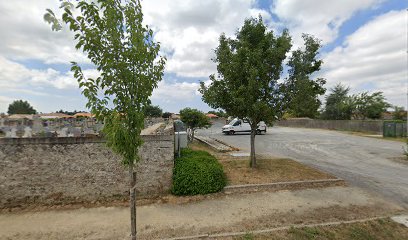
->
(172, 148), (227, 195)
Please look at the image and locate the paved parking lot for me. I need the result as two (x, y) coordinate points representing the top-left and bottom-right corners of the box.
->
(198, 121), (408, 209)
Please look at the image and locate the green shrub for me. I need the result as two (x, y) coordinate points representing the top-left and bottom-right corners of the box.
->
(172, 148), (227, 195)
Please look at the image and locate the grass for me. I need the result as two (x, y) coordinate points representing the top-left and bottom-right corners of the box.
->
(221, 158), (335, 185)
(235, 218), (408, 240)
(189, 141), (336, 185)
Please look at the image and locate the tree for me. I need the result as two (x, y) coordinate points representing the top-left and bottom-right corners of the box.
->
(352, 92), (390, 119)
(179, 107), (212, 141)
(200, 17), (292, 167)
(7, 100), (37, 115)
(45, 1), (166, 239)
(162, 112), (172, 119)
(392, 106), (406, 120)
(56, 109), (83, 115)
(321, 84), (354, 120)
(144, 104), (163, 118)
(286, 34), (326, 118)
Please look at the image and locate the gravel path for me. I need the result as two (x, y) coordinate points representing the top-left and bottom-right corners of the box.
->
(0, 186), (401, 240)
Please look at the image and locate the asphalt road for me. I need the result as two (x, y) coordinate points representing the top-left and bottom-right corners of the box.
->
(198, 120), (408, 209)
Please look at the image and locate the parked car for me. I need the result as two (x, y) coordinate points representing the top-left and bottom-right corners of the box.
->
(222, 118), (266, 135)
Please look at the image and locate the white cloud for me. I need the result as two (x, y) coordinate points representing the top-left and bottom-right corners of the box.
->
(142, 0), (269, 78)
(151, 80), (201, 103)
(0, 0), (88, 64)
(271, 0), (383, 46)
(0, 96), (14, 113)
(0, 0), (404, 112)
(0, 56), (78, 90)
(320, 10), (406, 107)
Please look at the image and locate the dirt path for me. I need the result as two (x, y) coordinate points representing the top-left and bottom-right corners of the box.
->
(0, 186), (403, 240)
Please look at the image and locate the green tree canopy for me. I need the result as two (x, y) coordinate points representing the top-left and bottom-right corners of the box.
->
(162, 111), (172, 119)
(321, 84), (391, 120)
(200, 17), (292, 167)
(208, 110), (227, 118)
(321, 84), (354, 120)
(392, 106), (406, 120)
(45, 1), (165, 239)
(352, 91), (390, 119)
(179, 107), (212, 141)
(7, 100), (37, 115)
(144, 104), (163, 118)
(56, 109), (83, 115)
(286, 34), (326, 118)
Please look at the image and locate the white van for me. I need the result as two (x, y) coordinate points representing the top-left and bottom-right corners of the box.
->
(222, 118), (267, 135)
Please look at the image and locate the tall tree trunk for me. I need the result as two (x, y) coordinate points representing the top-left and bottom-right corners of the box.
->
(250, 127), (256, 168)
(129, 165), (137, 240)
(191, 128), (195, 141)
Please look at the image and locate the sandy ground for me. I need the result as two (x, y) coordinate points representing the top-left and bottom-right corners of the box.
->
(0, 186), (404, 240)
(197, 122), (408, 208)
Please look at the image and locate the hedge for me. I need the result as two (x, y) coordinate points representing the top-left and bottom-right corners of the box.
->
(172, 148), (227, 195)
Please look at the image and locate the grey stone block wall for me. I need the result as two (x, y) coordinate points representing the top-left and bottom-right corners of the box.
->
(0, 135), (174, 208)
(276, 119), (386, 134)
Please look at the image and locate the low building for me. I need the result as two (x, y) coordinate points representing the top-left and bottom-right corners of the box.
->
(206, 113), (218, 119)
(38, 113), (74, 119)
(74, 112), (95, 118)
(7, 114), (34, 120)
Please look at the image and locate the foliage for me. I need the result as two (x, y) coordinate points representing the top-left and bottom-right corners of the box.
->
(242, 233), (254, 240)
(352, 92), (390, 119)
(321, 84), (391, 120)
(44, 1), (165, 239)
(172, 148), (227, 195)
(45, 0), (166, 163)
(286, 34), (326, 118)
(144, 104), (163, 118)
(199, 16), (292, 167)
(56, 109), (84, 115)
(162, 111), (172, 119)
(7, 100), (37, 115)
(179, 107), (212, 140)
(392, 106), (406, 120)
(321, 84), (354, 120)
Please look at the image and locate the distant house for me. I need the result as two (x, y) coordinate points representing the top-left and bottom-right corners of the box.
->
(206, 113), (218, 119)
(171, 113), (180, 120)
(38, 113), (74, 119)
(74, 112), (95, 118)
(7, 114), (34, 120)
(382, 111), (407, 120)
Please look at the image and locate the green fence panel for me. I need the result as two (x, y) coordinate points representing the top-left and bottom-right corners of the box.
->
(383, 122), (396, 137)
(383, 121), (407, 138)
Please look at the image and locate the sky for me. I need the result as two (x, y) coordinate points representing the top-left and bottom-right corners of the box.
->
(0, 0), (406, 114)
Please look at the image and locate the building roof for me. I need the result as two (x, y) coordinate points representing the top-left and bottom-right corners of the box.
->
(38, 113), (74, 119)
(74, 112), (95, 118)
(7, 114), (34, 120)
(206, 113), (218, 118)
(171, 113), (180, 119)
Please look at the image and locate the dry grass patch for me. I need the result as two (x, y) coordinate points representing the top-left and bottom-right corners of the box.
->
(222, 158), (335, 185)
(190, 140), (336, 185)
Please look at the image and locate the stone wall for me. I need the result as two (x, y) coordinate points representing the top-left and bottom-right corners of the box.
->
(276, 119), (388, 134)
(0, 135), (174, 208)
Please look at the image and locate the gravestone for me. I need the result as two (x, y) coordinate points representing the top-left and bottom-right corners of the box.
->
(22, 126), (32, 138)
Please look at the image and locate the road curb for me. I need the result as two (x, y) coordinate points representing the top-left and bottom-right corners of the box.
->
(223, 178), (346, 194)
(194, 135), (234, 152)
(163, 216), (386, 240)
